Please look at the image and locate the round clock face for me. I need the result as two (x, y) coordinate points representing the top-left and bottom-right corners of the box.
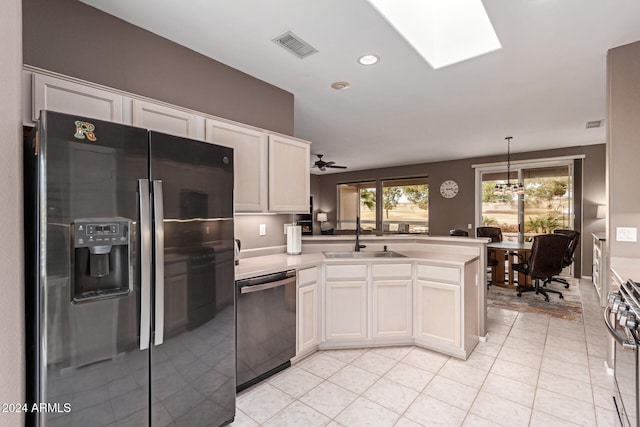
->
(440, 180), (459, 198)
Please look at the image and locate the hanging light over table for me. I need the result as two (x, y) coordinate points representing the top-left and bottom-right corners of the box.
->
(494, 136), (524, 196)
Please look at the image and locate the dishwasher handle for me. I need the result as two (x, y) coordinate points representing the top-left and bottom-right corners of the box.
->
(239, 276), (296, 294)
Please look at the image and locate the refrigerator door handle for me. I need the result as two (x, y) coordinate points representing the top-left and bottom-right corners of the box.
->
(153, 180), (165, 346)
(138, 179), (152, 350)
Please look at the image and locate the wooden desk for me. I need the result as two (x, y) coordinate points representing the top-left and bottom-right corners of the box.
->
(487, 241), (533, 287)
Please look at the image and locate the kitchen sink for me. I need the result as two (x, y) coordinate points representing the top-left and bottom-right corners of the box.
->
(323, 251), (407, 259)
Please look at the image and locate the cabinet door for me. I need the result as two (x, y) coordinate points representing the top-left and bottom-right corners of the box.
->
(325, 281), (367, 340)
(415, 280), (461, 347)
(132, 99), (204, 140)
(32, 73), (123, 123)
(164, 261), (188, 337)
(165, 274), (188, 337)
(297, 283), (318, 354)
(373, 279), (412, 338)
(206, 119), (268, 212)
(268, 134), (310, 213)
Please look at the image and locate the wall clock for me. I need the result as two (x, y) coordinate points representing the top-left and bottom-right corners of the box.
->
(440, 180), (459, 199)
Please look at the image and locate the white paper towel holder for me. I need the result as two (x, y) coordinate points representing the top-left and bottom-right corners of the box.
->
(286, 225), (302, 255)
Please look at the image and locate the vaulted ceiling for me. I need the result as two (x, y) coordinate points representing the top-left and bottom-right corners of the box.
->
(80, 0), (640, 172)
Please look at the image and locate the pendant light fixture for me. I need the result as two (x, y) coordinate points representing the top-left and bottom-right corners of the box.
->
(494, 136), (524, 196)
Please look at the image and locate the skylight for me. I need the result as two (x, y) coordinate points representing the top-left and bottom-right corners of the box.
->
(367, 0), (502, 69)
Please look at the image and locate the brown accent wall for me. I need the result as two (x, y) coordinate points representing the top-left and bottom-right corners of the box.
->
(22, 0), (294, 135)
(316, 144), (606, 277)
(607, 41), (640, 259)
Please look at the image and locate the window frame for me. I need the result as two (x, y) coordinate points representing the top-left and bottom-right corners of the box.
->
(336, 175), (429, 234)
(473, 155), (583, 242)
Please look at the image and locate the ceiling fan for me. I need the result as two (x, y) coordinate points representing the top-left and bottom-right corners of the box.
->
(312, 154), (347, 171)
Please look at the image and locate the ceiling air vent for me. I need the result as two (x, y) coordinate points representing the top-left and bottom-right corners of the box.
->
(272, 31), (318, 59)
(586, 119), (604, 129)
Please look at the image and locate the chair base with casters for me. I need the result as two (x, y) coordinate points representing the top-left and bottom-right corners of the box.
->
(544, 276), (570, 289)
(511, 233), (572, 302)
(516, 278), (564, 302)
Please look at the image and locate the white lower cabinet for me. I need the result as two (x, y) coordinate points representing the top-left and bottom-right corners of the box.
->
(164, 260), (188, 337)
(317, 259), (478, 359)
(372, 263), (412, 339)
(325, 281), (367, 340)
(297, 267), (319, 356)
(324, 264), (368, 341)
(414, 262), (479, 358)
(415, 280), (461, 347)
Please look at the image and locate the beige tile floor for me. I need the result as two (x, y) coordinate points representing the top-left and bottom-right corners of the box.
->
(232, 279), (617, 426)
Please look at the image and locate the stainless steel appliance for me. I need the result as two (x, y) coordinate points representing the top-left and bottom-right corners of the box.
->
(24, 110), (236, 426)
(605, 280), (640, 427)
(236, 270), (296, 391)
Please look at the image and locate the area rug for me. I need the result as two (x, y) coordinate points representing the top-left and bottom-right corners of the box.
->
(487, 278), (583, 322)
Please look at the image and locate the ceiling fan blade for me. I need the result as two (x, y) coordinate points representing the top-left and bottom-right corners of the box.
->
(328, 165), (347, 169)
(325, 161), (335, 167)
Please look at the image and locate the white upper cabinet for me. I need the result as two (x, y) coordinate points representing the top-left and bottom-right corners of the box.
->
(205, 119), (268, 212)
(26, 69), (311, 214)
(268, 134), (311, 213)
(132, 99), (205, 140)
(32, 73), (123, 123)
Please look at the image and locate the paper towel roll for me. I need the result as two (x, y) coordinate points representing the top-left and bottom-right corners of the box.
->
(286, 225), (302, 255)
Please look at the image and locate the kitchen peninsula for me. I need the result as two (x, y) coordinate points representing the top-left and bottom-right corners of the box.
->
(235, 235), (487, 361)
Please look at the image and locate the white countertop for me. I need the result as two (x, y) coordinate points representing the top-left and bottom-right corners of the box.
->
(235, 249), (479, 281)
(235, 253), (325, 280)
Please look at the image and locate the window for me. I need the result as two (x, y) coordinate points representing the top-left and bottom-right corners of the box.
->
(476, 158), (576, 242)
(337, 182), (376, 230)
(337, 177), (429, 234)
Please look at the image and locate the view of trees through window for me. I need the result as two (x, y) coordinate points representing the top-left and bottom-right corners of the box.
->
(481, 165), (573, 241)
(338, 178), (429, 233)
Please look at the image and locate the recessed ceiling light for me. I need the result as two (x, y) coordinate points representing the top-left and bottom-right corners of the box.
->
(367, 0), (502, 69)
(331, 81), (350, 90)
(358, 54), (380, 65)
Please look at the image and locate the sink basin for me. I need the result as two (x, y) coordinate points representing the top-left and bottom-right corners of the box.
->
(323, 251), (407, 259)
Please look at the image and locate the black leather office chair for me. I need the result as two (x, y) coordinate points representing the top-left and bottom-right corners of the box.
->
(477, 227), (502, 285)
(544, 229), (580, 289)
(511, 234), (571, 301)
(449, 229), (469, 236)
(476, 226), (503, 243)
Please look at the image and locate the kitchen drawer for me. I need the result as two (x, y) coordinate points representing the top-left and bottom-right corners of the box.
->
(372, 263), (412, 279)
(416, 264), (460, 284)
(325, 264), (367, 280)
(298, 267), (318, 286)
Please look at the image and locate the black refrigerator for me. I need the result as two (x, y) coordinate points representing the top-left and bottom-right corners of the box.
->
(24, 110), (236, 426)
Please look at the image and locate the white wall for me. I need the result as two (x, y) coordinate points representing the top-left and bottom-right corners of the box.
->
(0, 0), (24, 426)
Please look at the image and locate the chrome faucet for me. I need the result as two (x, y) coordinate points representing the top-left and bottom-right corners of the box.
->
(355, 217), (366, 252)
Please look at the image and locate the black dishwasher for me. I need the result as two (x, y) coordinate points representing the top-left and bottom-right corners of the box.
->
(236, 270), (296, 392)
